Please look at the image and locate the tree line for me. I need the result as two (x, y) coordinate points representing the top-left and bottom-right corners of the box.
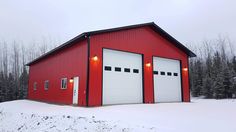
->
(189, 36), (236, 99)
(0, 38), (59, 102)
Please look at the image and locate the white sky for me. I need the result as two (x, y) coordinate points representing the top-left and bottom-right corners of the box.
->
(0, 0), (236, 48)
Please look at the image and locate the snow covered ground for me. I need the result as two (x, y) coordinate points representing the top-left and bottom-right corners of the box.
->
(0, 99), (235, 132)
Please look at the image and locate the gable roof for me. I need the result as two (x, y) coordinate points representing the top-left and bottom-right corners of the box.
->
(27, 22), (196, 66)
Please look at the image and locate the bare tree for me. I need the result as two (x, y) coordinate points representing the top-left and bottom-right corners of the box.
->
(39, 37), (48, 55)
(12, 42), (20, 79)
(2, 42), (8, 78)
(21, 44), (26, 69)
(0, 41), (3, 72)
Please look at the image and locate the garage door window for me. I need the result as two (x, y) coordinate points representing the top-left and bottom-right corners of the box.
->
(104, 66), (112, 71)
(160, 71), (165, 75)
(124, 68), (130, 72)
(133, 69), (139, 73)
(174, 73), (178, 76)
(167, 72), (172, 76)
(115, 67), (121, 72)
(153, 71), (158, 75)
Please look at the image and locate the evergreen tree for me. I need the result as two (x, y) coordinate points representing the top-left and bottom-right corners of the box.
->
(205, 54), (213, 76)
(211, 51), (224, 98)
(202, 75), (214, 98)
(213, 73), (224, 99)
(191, 59), (204, 97)
(232, 78), (236, 98)
(222, 66), (233, 98)
(189, 59), (196, 97)
(202, 54), (214, 98)
(0, 71), (7, 102)
(6, 73), (15, 101)
(0, 71), (3, 102)
(232, 56), (236, 73)
(19, 67), (28, 99)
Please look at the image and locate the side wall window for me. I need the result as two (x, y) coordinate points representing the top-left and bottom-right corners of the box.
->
(33, 82), (37, 91)
(61, 78), (67, 89)
(44, 80), (49, 90)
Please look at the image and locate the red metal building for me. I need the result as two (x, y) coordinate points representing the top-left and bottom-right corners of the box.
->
(27, 22), (196, 106)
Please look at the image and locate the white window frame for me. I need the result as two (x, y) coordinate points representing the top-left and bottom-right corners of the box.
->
(33, 82), (37, 91)
(61, 78), (67, 89)
(44, 80), (49, 90)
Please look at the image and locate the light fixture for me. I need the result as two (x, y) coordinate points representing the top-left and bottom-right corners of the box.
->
(183, 68), (188, 71)
(146, 63), (151, 67)
(92, 55), (98, 61)
(69, 78), (74, 83)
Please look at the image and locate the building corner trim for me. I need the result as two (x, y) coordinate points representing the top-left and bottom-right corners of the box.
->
(86, 34), (90, 106)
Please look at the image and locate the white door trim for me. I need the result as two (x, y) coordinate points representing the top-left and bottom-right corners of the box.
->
(73, 77), (79, 105)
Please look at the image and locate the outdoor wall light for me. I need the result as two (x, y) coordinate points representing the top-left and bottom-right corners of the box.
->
(146, 63), (151, 67)
(92, 55), (98, 61)
(69, 78), (74, 83)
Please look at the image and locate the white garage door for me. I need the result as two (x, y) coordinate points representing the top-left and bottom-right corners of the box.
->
(103, 49), (143, 105)
(153, 57), (182, 102)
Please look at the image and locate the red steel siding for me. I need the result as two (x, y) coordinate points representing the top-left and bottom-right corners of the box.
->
(88, 26), (190, 106)
(28, 40), (88, 106)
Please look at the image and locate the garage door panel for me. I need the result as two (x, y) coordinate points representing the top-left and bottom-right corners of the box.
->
(103, 50), (141, 68)
(103, 49), (143, 105)
(153, 57), (182, 102)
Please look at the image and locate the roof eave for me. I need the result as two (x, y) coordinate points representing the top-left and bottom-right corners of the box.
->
(26, 33), (86, 66)
(150, 23), (196, 57)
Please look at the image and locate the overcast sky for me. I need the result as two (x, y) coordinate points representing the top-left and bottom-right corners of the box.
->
(0, 0), (236, 48)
